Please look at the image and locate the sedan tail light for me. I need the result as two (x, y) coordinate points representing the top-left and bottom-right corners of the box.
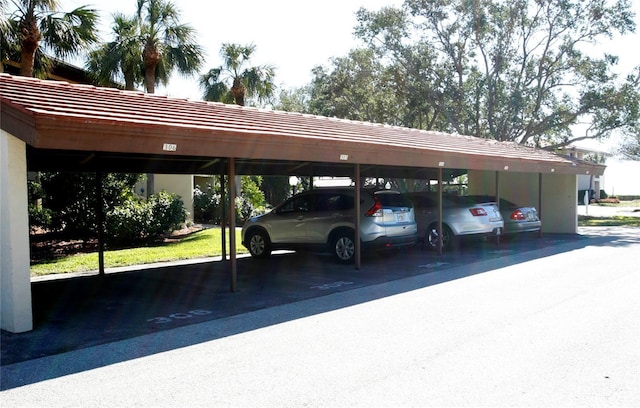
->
(510, 210), (525, 220)
(365, 196), (384, 217)
(469, 207), (488, 217)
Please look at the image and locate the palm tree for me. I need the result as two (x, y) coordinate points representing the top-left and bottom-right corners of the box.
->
(1, 0), (98, 77)
(200, 43), (276, 106)
(135, 0), (203, 93)
(0, 0), (14, 73)
(86, 13), (142, 90)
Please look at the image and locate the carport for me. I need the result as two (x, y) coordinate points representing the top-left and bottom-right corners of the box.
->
(1, 74), (605, 333)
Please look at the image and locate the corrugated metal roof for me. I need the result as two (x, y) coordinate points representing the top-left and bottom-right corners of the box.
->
(1, 73), (605, 176)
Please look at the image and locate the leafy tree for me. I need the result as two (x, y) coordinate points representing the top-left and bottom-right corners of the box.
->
(193, 175), (266, 224)
(612, 67), (640, 160)
(343, 0), (640, 149)
(1, 0), (15, 72)
(135, 0), (204, 93)
(27, 178), (52, 231)
(38, 172), (142, 238)
(274, 86), (311, 113)
(617, 139), (640, 160)
(259, 176), (290, 206)
(306, 49), (398, 123)
(86, 13), (142, 90)
(1, 0), (98, 77)
(306, 47), (448, 129)
(200, 43), (276, 106)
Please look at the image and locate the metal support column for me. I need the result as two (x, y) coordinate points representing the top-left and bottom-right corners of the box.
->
(495, 171), (501, 246)
(96, 171), (105, 276)
(228, 159), (237, 292)
(354, 164), (361, 270)
(538, 173), (543, 238)
(437, 168), (443, 256)
(220, 173), (227, 261)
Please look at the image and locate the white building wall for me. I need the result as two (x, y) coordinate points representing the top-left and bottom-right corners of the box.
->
(468, 170), (578, 234)
(153, 174), (194, 222)
(0, 131), (33, 332)
(134, 174), (195, 222)
(602, 158), (640, 197)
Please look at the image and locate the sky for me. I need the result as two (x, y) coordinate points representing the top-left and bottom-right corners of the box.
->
(60, 0), (639, 153)
(61, 1), (639, 98)
(62, 0), (402, 99)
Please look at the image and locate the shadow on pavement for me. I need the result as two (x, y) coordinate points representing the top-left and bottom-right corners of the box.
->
(2, 228), (637, 390)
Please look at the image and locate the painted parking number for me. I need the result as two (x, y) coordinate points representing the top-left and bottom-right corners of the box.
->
(147, 309), (212, 324)
(310, 281), (354, 290)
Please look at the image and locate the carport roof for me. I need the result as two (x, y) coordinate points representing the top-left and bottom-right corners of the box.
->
(1, 74), (605, 177)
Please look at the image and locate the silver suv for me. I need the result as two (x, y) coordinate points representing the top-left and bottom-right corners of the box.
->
(241, 188), (418, 262)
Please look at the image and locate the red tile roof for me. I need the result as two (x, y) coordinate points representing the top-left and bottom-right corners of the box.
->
(1, 74), (604, 176)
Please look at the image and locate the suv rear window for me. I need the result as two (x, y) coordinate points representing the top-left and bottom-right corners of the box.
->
(316, 193), (354, 211)
(375, 192), (412, 208)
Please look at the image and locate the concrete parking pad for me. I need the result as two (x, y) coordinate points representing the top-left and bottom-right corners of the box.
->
(1, 232), (597, 370)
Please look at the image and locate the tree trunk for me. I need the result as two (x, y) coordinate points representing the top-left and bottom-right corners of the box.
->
(145, 64), (156, 93)
(19, 18), (41, 77)
(143, 43), (160, 93)
(231, 78), (246, 106)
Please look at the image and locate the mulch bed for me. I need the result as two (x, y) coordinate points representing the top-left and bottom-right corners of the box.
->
(30, 225), (205, 264)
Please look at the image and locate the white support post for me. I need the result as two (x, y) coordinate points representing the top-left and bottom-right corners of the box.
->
(1, 131), (33, 332)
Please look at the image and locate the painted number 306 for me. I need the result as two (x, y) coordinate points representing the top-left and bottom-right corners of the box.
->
(147, 309), (212, 324)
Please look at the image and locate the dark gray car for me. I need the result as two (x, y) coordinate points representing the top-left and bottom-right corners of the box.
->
(465, 195), (542, 235)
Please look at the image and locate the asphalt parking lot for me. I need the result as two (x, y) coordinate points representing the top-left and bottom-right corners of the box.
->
(1, 231), (591, 368)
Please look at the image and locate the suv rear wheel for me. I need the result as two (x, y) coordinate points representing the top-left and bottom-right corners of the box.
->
(331, 230), (355, 263)
(247, 229), (271, 258)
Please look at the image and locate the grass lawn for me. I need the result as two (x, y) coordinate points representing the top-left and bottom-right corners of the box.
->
(31, 227), (246, 277)
(578, 200), (640, 227)
(578, 215), (640, 227)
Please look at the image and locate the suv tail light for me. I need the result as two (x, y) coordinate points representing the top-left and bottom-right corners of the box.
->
(469, 207), (488, 217)
(365, 196), (383, 217)
(510, 210), (525, 220)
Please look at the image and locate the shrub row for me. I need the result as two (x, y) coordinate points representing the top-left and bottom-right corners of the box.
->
(29, 175), (186, 248)
(578, 189), (609, 205)
(592, 197), (620, 204)
(105, 191), (186, 247)
(193, 178), (268, 225)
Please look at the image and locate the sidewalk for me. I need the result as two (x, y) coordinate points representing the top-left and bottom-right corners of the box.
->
(578, 203), (640, 217)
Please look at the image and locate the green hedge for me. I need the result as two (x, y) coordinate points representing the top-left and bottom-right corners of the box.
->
(105, 191), (186, 247)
